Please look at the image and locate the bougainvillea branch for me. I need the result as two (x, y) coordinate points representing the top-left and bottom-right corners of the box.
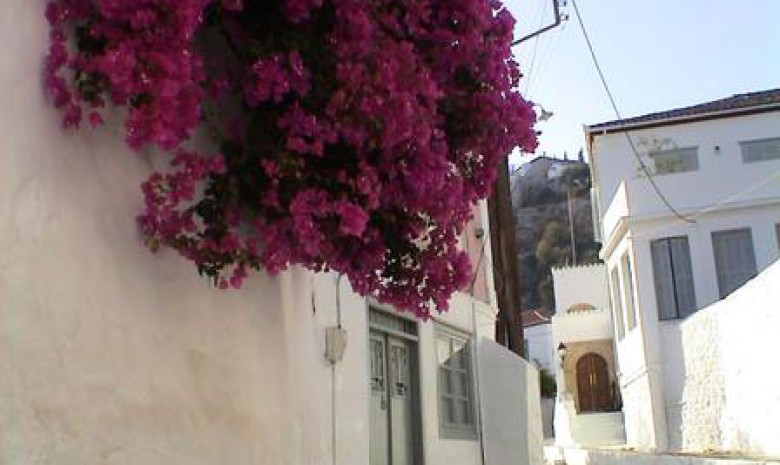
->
(44, 0), (536, 318)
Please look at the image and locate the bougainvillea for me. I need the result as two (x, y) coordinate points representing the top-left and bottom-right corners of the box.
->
(44, 0), (536, 318)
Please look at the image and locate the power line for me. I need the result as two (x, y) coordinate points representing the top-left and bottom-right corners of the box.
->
(627, 169), (780, 242)
(523, 1), (550, 94)
(526, 24), (563, 99)
(570, 0), (695, 224)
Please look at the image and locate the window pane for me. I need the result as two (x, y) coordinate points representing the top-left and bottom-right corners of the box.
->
(712, 229), (757, 298)
(437, 336), (451, 365)
(440, 366), (452, 394)
(452, 340), (468, 369)
(740, 138), (780, 163)
(444, 397), (456, 424)
(458, 399), (473, 425)
(651, 147), (699, 174)
(454, 372), (469, 397)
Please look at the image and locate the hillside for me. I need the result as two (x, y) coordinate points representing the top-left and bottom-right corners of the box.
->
(510, 156), (602, 311)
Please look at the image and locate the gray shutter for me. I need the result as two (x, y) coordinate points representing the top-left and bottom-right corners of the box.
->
(651, 239), (677, 319)
(775, 223), (780, 251)
(670, 237), (696, 318)
(712, 229), (757, 298)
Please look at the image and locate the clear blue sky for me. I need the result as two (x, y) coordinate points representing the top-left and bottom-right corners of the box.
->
(504, 0), (780, 165)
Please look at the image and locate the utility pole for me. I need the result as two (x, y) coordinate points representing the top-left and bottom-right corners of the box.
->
(489, 0), (567, 358)
(488, 159), (525, 357)
(567, 187), (577, 265)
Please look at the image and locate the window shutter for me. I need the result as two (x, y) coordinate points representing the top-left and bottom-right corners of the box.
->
(670, 237), (696, 318)
(740, 138), (780, 163)
(712, 229), (757, 298)
(651, 239), (677, 320)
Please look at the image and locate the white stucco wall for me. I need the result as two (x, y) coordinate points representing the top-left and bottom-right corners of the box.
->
(552, 264), (611, 315)
(560, 447), (780, 465)
(674, 261), (780, 458)
(0, 2), (544, 464)
(479, 339), (543, 465)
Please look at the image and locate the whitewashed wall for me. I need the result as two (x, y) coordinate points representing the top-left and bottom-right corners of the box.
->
(552, 264), (610, 314)
(674, 261), (780, 457)
(479, 339), (543, 465)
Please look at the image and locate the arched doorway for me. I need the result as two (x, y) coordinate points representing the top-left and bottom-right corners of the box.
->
(576, 353), (612, 412)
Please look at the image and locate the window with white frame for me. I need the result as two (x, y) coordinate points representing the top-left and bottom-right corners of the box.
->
(651, 237), (697, 320)
(620, 253), (637, 331)
(649, 147), (699, 174)
(435, 325), (476, 439)
(609, 267), (625, 340)
(712, 228), (757, 298)
(740, 137), (780, 163)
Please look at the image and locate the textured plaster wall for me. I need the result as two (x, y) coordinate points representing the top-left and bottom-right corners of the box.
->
(620, 370), (663, 450)
(560, 447), (780, 465)
(674, 262), (780, 458)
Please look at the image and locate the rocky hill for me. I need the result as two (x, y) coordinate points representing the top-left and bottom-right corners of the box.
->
(511, 156), (602, 311)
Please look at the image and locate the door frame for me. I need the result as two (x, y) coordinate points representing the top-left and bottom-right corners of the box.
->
(367, 307), (424, 465)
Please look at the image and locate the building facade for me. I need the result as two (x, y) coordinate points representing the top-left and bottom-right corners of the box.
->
(551, 264), (625, 448)
(586, 89), (780, 451)
(0, 3), (542, 464)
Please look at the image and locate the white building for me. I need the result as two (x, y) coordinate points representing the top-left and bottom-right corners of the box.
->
(0, 4), (542, 464)
(586, 89), (780, 452)
(523, 310), (554, 375)
(550, 264), (625, 448)
(522, 309), (555, 439)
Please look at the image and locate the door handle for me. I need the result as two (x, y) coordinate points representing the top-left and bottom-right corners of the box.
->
(381, 397), (387, 410)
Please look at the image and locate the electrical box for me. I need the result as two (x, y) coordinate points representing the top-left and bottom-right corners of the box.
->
(325, 326), (348, 364)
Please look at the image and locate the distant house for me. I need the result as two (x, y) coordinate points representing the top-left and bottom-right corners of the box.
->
(522, 308), (553, 373)
(522, 308), (555, 439)
(586, 89), (780, 452)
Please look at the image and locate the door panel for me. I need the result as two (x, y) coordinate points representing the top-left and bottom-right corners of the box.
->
(370, 330), (419, 465)
(576, 353), (612, 412)
(389, 337), (413, 465)
(370, 331), (389, 465)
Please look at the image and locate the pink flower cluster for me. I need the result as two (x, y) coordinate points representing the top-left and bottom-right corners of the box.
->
(45, 0), (536, 318)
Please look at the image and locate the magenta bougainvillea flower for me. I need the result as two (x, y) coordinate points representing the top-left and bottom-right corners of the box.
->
(44, 0), (536, 318)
